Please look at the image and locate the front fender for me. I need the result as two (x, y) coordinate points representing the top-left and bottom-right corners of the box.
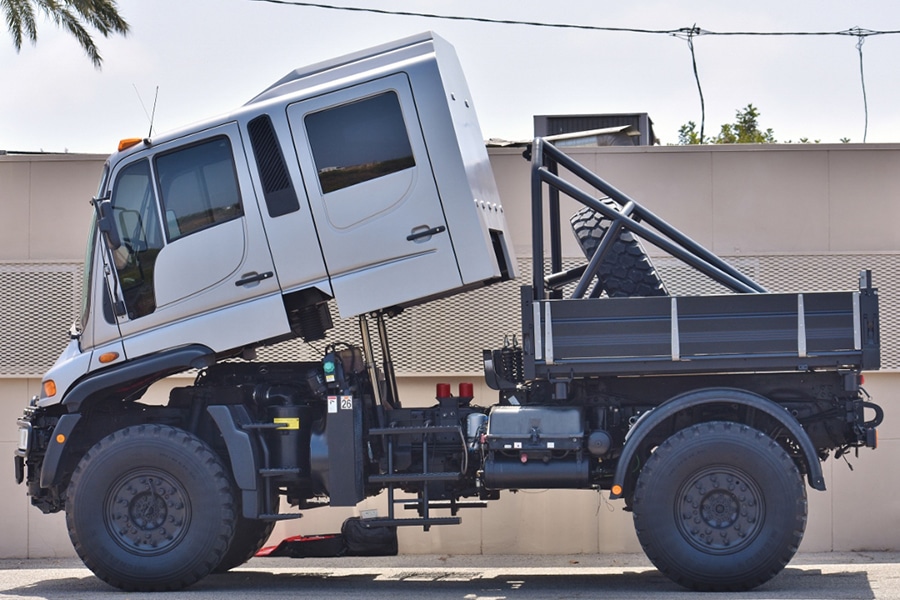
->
(36, 345), (216, 490)
(61, 344), (215, 412)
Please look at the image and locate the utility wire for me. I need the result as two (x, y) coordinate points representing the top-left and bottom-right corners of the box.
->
(248, 1), (900, 39)
(248, 0), (685, 34)
(250, 1), (897, 143)
(854, 29), (869, 143)
(674, 26), (706, 144)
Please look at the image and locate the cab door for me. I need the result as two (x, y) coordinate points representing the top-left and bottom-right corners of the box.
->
(287, 73), (462, 318)
(106, 123), (290, 358)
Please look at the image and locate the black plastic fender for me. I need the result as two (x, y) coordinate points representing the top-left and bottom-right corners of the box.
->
(39, 345), (216, 489)
(207, 404), (263, 519)
(62, 344), (216, 412)
(38, 413), (81, 489)
(609, 387), (826, 500)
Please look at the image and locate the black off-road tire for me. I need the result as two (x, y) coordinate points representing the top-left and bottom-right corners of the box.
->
(65, 425), (237, 591)
(213, 517), (276, 573)
(570, 203), (667, 297)
(632, 421), (807, 591)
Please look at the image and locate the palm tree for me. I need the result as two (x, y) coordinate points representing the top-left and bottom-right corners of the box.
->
(2, 0), (129, 69)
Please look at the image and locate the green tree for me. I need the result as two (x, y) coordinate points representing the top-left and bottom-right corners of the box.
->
(677, 121), (702, 145)
(678, 104), (776, 144)
(2, 0), (129, 69)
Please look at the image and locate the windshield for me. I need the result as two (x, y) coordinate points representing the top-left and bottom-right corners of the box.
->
(79, 164), (109, 334)
(78, 219), (98, 335)
(96, 162), (110, 197)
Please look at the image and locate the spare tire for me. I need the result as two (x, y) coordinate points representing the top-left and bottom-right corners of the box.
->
(570, 202), (667, 298)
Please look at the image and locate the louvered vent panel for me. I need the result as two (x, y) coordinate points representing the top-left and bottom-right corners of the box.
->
(0, 262), (82, 376)
(4, 254), (898, 376)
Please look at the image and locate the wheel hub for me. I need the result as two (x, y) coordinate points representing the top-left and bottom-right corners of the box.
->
(677, 467), (763, 554)
(105, 469), (190, 555)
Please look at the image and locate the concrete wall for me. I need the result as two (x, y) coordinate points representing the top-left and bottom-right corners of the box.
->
(2, 144), (898, 559)
(490, 143), (900, 257)
(0, 153), (102, 260)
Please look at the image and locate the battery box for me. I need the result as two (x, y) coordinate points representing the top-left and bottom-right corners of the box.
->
(486, 406), (584, 452)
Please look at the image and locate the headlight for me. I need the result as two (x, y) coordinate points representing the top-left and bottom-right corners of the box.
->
(16, 418), (31, 454)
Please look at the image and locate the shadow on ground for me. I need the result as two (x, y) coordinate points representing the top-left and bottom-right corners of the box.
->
(0, 565), (875, 600)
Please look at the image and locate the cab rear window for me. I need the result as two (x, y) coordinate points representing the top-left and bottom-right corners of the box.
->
(305, 92), (415, 193)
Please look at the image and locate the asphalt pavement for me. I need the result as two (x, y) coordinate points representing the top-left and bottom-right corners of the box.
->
(1, 552), (899, 599)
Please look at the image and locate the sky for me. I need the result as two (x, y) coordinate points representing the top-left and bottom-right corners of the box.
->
(3, 0), (900, 153)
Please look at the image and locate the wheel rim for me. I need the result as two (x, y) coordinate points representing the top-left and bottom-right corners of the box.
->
(676, 466), (764, 555)
(104, 468), (191, 556)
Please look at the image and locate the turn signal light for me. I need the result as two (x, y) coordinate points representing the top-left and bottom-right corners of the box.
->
(99, 351), (120, 364)
(42, 380), (57, 398)
(611, 484), (623, 497)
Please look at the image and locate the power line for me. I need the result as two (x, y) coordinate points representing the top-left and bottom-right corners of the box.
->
(855, 31), (870, 143)
(247, 0), (684, 34)
(250, 0), (897, 142)
(674, 27), (706, 144)
(248, 1), (900, 39)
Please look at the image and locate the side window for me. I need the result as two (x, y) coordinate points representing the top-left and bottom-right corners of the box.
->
(155, 136), (243, 241)
(305, 91), (415, 194)
(110, 159), (164, 319)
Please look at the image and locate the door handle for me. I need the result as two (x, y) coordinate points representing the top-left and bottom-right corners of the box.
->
(235, 271), (274, 286)
(407, 225), (446, 241)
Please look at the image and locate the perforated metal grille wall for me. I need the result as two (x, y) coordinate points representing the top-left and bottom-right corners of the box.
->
(0, 262), (83, 377)
(3, 254), (898, 377)
(257, 252), (900, 374)
(255, 267), (526, 375)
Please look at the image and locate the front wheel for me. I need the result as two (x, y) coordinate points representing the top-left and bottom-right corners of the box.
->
(66, 425), (237, 591)
(213, 517), (275, 573)
(632, 421), (807, 591)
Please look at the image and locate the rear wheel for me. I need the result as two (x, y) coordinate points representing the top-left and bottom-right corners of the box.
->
(631, 421), (807, 591)
(66, 425), (236, 591)
(570, 203), (666, 297)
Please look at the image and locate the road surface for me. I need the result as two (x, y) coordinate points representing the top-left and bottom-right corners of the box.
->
(1, 552), (898, 599)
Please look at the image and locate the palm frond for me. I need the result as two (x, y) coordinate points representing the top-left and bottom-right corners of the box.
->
(65, 0), (128, 37)
(50, 3), (102, 67)
(2, 0), (38, 50)
(5, 0), (128, 67)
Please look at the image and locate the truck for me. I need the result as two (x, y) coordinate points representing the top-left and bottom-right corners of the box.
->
(14, 32), (883, 592)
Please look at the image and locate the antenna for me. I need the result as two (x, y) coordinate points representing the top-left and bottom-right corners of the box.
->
(132, 84), (160, 138)
(148, 86), (159, 138)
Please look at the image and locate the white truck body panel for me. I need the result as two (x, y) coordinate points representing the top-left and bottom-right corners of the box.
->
(63, 31), (514, 384)
(253, 31), (516, 316)
(286, 72), (464, 317)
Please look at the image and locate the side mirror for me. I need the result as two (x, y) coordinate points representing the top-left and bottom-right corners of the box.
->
(96, 199), (122, 250)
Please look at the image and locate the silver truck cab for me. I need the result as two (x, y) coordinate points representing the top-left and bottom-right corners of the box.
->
(39, 32), (515, 409)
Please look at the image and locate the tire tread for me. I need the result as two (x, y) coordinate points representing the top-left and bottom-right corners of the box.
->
(66, 424), (236, 591)
(570, 203), (667, 298)
(632, 421), (806, 591)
